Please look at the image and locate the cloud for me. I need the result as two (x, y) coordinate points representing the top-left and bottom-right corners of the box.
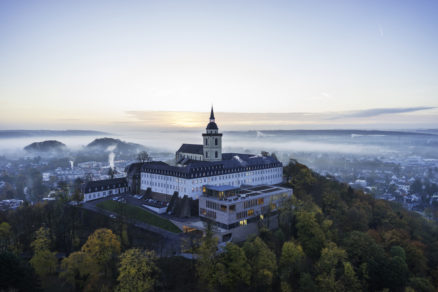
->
(329, 107), (435, 119)
(120, 107), (436, 131)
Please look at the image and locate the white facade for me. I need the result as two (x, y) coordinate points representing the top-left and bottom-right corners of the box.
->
(83, 186), (127, 202)
(140, 166), (283, 199)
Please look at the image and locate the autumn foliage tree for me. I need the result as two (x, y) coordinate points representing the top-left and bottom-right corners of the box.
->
(29, 227), (57, 278)
(116, 248), (158, 292)
(60, 228), (121, 291)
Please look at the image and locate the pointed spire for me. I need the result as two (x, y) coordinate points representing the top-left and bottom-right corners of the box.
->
(210, 106), (215, 122)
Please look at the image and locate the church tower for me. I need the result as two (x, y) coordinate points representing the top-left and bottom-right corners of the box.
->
(202, 107), (222, 161)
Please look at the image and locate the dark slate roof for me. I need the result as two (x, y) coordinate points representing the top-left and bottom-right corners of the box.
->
(206, 122), (218, 130)
(84, 177), (127, 193)
(142, 153), (282, 179)
(176, 144), (204, 155)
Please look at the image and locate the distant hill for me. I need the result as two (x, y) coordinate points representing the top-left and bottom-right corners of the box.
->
(86, 137), (146, 154)
(226, 129), (431, 136)
(24, 140), (67, 153)
(0, 130), (109, 138)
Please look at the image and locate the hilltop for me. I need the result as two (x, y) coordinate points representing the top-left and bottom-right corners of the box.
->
(86, 137), (145, 154)
(24, 140), (67, 153)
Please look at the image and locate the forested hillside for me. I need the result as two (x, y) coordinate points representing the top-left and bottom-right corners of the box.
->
(1, 160), (438, 291)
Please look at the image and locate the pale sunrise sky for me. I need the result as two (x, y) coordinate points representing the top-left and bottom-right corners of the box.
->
(0, 0), (437, 131)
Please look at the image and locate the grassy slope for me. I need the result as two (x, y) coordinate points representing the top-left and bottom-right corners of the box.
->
(96, 200), (181, 233)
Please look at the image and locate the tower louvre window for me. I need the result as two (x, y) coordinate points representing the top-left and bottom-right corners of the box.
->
(215, 138), (218, 145)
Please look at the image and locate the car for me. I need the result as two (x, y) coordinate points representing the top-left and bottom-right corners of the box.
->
(109, 214), (116, 219)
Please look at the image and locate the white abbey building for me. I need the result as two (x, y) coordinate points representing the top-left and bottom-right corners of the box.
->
(140, 107), (283, 199)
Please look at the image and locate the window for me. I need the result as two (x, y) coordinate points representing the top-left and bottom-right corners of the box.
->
(220, 205), (227, 212)
(236, 211), (246, 219)
(247, 209), (254, 216)
(206, 210), (216, 219)
(205, 138), (208, 145)
(215, 138), (218, 145)
(206, 152), (208, 158)
(229, 205), (236, 212)
(239, 220), (247, 226)
(215, 151), (218, 158)
(257, 198), (264, 205)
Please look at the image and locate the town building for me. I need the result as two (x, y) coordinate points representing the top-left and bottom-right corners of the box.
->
(82, 177), (128, 202)
(140, 107), (283, 199)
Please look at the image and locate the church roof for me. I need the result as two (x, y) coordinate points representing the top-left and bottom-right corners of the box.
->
(142, 153), (281, 178)
(83, 177), (127, 193)
(210, 106), (215, 120)
(206, 122), (218, 130)
(206, 106), (218, 129)
(176, 144), (204, 155)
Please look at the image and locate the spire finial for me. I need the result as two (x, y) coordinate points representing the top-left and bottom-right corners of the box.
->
(210, 106), (215, 122)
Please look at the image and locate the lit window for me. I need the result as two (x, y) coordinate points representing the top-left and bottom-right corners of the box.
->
(248, 209), (254, 216)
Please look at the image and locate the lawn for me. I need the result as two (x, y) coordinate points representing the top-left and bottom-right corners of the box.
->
(96, 200), (181, 233)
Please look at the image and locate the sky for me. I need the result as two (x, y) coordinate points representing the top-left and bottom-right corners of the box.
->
(0, 0), (437, 131)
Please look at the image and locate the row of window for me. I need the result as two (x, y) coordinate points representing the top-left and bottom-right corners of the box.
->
(199, 208), (217, 219)
(143, 164), (282, 178)
(84, 187), (126, 201)
(243, 199), (257, 209)
(236, 209), (255, 220)
(206, 200), (219, 210)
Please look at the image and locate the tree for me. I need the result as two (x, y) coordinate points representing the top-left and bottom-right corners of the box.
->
(340, 261), (361, 292)
(279, 241), (305, 289)
(29, 227), (57, 278)
(215, 243), (251, 291)
(296, 210), (326, 260)
(408, 277), (435, 292)
(299, 272), (317, 292)
(0, 251), (41, 291)
(0, 222), (11, 251)
(315, 242), (347, 292)
(137, 151), (151, 163)
(390, 245), (406, 260)
(243, 237), (277, 290)
(386, 254), (409, 290)
(196, 224), (218, 291)
(116, 248), (158, 292)
(59, 251), (97, 291)
(81, 228), (121, 279)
